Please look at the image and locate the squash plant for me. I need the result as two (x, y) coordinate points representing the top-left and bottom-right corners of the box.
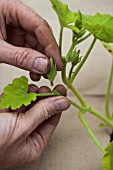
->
(0, 0), (113, 169)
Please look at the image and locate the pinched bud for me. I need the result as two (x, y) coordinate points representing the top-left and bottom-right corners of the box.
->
(47, 57), (57, 86)
(66, 49), (81, 67)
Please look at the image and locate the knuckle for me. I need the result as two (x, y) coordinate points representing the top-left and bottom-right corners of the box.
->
(14, 49), (33, 69)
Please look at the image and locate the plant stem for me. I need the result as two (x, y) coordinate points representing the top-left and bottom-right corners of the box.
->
(77, 33), (92, 44)
(68, 65), (74, 80)
(69, 99), (83, 110)
(69, 90), (113, 128)
(89, 107), (113, 128)
(36, 91), (62, 97)
(66, 40), (77, 57)
(105, 57), (113, 119)
(59, 27), (63, 56)
(78, 110), (105, 154)
(70, 37), (97, 84)
(62, 64), (87, 107)
(68, 87), (113, 128)
(62, 63), (113, 128)
(67, 33), (91, 57)
(69, 84), (87, 107)
(62, 64), (69, 85)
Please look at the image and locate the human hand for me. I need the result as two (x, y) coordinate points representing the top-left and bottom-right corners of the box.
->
(0, 84), (70, 168)
(0, 0), (63, 81)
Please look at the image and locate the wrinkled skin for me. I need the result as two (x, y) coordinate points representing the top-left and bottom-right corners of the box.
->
(0, 0), (64, 80)
(0, 0), (70, 168)
(0, 85), (70, 168)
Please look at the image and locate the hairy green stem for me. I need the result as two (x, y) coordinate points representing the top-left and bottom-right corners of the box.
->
(69, 84), (87, 107)
(62, 64), (69, 85)
(78, 110), (105, 154)
(67, 33), (91, 58)
(62, 64), (87, 107)
(68, 65), (74, 81)
(36, 91), (62, 97)
(68, 89), (113, 128)
(59, 27), (63, 56)
(62, 63), (113, 128)
(77, 33), (92, 44)
(89, 107), (113, 128)
(69, 99), (83, 110)
(70, 37), (97, 84)
(105, 57), (113, 119)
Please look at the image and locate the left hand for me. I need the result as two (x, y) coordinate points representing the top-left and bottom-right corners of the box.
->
(0, 84), (69, 168)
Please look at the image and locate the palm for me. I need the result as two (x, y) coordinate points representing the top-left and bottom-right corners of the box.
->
(0, 109), (60, 167)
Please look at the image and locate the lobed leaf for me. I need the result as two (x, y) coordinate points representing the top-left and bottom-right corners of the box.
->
(0, 76), (37, 110)
(0, 77), (62, 110)
(82, 13), (113, 43)
(50, 0), (80, 32)
(102, 141), (113, 170)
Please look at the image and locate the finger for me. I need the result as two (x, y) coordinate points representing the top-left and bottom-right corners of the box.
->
(6, 25), (26, 47)
(30, 72), (48, 82)
(2, 0), (63, 70)
(0, 40), (50, 74)
(53, 84), (67, 96)
(43, 74), (49, 79)
(38, 86), (51, 100)
(26, 33), (44, 82)
(19, 96), (70, 137)
(27, 86), (51, 110)
(38, 86), (51, 94)
(30, 113), (61, 154)
(25, 32), (44, 53)
(29, 72), (41, 82)
(28, 85), (66, 110)
(28, 84), (39, 93)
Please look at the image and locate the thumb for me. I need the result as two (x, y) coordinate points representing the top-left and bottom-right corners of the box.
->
(20, 96), (70, 137)
(0, 40), (50, 74)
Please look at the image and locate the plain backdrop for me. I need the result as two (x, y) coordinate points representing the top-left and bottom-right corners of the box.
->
(0, 1), (113, 170)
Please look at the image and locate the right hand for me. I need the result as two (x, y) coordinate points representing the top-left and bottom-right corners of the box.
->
(0, 0), (63, 81)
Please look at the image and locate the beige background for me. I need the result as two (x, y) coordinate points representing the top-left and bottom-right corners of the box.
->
(0, 0), (113, 170)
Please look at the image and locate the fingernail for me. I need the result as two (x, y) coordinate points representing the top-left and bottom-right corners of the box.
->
(54, 98), (70, 112)
(34, 58), (48, 74)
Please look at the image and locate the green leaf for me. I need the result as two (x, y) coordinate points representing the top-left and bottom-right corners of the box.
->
(102, 42), (113, 56)
(102, 141), (113, 170)
(0, 77), (63, 110)
(47, 57), (57, 86)
(0, 76), (37, 110)
(72, 10), (86, 40)
(50, 0), (79, 32)
(82, 13), (113, 43)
